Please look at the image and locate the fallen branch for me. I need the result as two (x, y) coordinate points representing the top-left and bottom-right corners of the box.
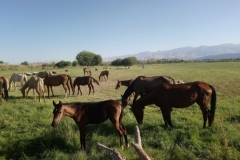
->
(97, 142), (126, 160)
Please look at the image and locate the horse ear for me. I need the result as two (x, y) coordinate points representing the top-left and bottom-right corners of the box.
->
(53, 100), (56, 106)
(59, 100), (62, 105)
(121, 95), (123, 97)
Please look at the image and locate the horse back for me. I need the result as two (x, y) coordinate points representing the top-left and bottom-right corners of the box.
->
(76, 100), (121, 124)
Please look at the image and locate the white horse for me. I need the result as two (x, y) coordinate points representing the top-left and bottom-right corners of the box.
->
(9, 73), (28, 90)
(20, 77), (46, 102)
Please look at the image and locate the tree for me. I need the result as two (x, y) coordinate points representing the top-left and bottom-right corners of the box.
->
(54, 60), (71, 68)
(0, 61), (4, 64)
(122, 57), (137, 66)
(111, 58), (122, 66)
(21, 61), (29, 65)
(72, 60), (78, 66)
(76, 50), (102, 66)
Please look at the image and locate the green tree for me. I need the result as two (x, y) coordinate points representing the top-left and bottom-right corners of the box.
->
(111, 58), (122, 66)
(55, 60), (71, 68)
(21, 61), (29, 65)
(76, 50), (102, 66)
(72, 60), (78, 66)
(0, 61), (4, 64)
(122, 57), (137, 66)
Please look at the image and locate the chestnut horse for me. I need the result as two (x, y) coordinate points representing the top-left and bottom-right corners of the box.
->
(20, 77), (46, 102)
(115, 79), (134, 90)
(73, 76), (99, 95)
(131, 81), (217, 128)
(83, 67), (91, 76)
(0, 76), (9, 100)
(99, 70), (109, 81)
(44, 74), (73, 98)
(121, 76), (176, 108)
(51, 100), (128, 150)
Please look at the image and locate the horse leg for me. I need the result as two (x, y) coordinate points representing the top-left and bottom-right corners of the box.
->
(66, 83), (70, 97)
(76, 85), (80, 95)
(91, 83), (94, 95)
(79, 126), (86, 150)
(87, 84), (91, 95)
(35, 89), (41, 102)
(62, 84), (68, 97)
(109, 119), (124, 148)
(200, 106), (209, 128)
(120, 123), (129, 147)
(79, 86), (82, 95)
(132, 93), (139, 105)
(50, 86), (54, 97)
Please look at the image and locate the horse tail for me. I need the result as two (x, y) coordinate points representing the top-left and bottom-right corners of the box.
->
(92, 77), (99, 85)
(209, 85), (217, 126)
(67, 75), (73, 92)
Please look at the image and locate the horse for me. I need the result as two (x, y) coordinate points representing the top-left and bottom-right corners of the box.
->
(121, 76), (176, 108)
(44, 74), (73, 98)
(0, 76), (9, 100)
(73, 76), (99, 95)
(8, 73), (27, 90)
(83, 67), (91, 76)
(37, 71), (53, 78)
(115, 79), (134, 90)
(20, 77), (46, 102)
(131, 81), (217, 129)
(99, 70), (109, 81)
(51, 100), (128, 151)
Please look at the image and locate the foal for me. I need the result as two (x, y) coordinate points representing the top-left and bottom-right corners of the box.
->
(51, 100), (129, 150)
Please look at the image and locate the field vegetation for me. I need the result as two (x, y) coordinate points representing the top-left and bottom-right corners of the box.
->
(0, 61), (240, 160)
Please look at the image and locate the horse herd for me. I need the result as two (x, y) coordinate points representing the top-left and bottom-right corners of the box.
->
(1, 69), (217, 151)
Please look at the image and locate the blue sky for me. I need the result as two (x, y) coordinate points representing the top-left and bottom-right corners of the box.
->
(1, 1), (240, 64)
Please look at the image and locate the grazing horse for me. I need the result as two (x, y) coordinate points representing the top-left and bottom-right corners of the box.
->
(9, 73), (27, 90)
(20, 77), (46, 102)
(83, 67), (91, 76)
(73, 76), (99, 95)
(37, 71), (53, 78)
(121, 76), (176, 108)
(51, 100), (128, 150)
(44, 74), (73, 98)
(99, 70), (109, 81)
(131, 81), (217, 128)
(0, 76), (9, 100)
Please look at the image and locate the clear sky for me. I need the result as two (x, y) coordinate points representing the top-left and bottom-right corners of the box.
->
(1, 1), (240, 64)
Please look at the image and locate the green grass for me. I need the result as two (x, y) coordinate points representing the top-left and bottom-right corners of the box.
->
(1, 62), (240, 159)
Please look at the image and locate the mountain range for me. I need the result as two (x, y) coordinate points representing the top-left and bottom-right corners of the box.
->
(103, 43), (240, 61)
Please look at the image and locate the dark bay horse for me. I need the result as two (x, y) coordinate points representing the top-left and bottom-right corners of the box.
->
(44, 74), (73, 98)
(99, 70), (109, 81)
(0, 76), (9, 100)
(83, 67), (91, 76)
(51, 100), (128, 150)
(121, 76), (176, 108)
(131, 81), (217, 128)
(73, 76), (99, 95)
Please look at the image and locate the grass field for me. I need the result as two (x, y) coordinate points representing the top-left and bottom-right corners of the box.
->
(0, 62), (240, 160)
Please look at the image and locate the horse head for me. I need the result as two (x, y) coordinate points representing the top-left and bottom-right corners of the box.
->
(51, 100), (64, 127)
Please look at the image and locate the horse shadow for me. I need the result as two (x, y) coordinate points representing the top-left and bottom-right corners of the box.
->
(226, 115), (240, 123)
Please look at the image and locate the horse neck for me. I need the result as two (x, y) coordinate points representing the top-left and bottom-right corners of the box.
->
(122, 86), (134, 98)
(21, 81), (29, 90)
(62, 105), (78, 118)
(121, 80), (131, 86)
(134, 91), (156, 108)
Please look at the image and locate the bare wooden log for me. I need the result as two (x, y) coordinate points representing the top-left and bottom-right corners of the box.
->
(134, 125), (142, 147)
(131, 142), (151, 160)
(97, 142), (126, 160)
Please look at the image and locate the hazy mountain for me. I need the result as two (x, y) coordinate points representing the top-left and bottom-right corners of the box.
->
(103, 43), (240, 61)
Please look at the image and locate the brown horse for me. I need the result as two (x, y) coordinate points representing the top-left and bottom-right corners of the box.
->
(44, 74), (73, 98)
(121, 76), (176, 108)
(115, 79), (134, 90)
(0, 76), (9, 100)
(37, 71), (53, 78)
(20, 77), (46, 102)
(99, 70), (109, 81)
(51, 100), (128, 150)
(131, 81), (217, 128)
(83, 67), (91, 76)
(73, 76), (99, 95)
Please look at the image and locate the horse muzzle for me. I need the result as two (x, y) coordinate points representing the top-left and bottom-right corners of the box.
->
(51, 122), (58, 127)
(138, 121), (143, 125)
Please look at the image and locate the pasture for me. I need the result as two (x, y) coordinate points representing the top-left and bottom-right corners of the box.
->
(0, 62), (240, 160)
